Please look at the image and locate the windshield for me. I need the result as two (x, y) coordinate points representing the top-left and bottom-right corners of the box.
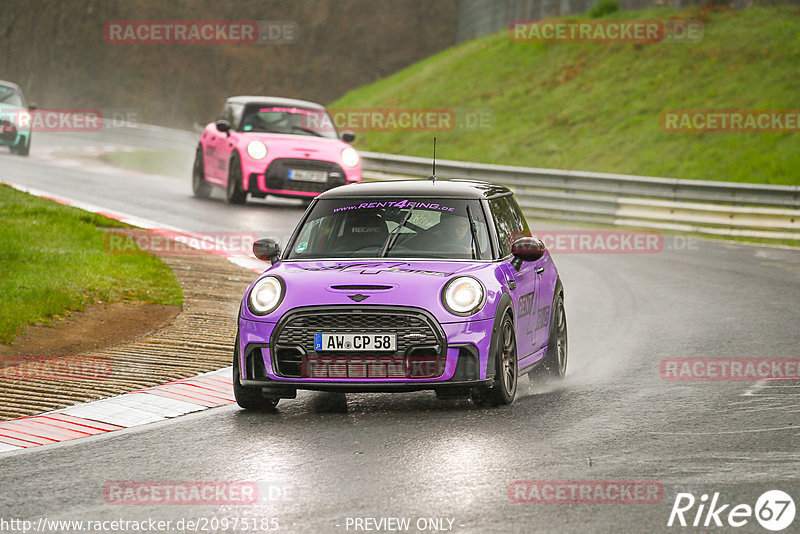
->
(239, 104), (338, 139)
(0, 85), (23, 107)
(286, 198), (492, 260)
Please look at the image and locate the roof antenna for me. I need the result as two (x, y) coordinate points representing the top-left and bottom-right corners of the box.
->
(428, 137), (437, 181)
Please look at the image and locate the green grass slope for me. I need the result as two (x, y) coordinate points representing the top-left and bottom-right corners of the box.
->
(0, 185), (183, 344)
(332, 6), (800, 184)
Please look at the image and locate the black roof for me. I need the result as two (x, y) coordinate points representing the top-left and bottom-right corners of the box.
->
(225, 95), (325, 110)
(318, 179), (512, 200)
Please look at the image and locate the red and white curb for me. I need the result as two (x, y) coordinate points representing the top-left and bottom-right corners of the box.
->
(0, 180), (268, 453)
(0, 368), (235, 453)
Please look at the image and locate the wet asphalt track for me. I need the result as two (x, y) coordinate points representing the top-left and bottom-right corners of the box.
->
(1, 127), (799, 533)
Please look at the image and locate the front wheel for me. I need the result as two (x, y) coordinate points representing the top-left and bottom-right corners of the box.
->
(12, 137), (30, 156)
(226, 154), (247, 204)
(233, 340), (279, 411)
(471, 310), (518, 407)
(192, 146), (212, 198)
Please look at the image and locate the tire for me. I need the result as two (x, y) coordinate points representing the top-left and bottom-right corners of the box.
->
(13, 137), (29, 156)
(226, 154), (247, 204)
(192, 146), (212, 198)
(233, 340), (279, 411)
(471, 310), (518, 407)
(531, 292), (567, 380)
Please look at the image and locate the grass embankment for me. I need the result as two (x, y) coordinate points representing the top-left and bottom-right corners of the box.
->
(332, 6), (800, 185)
(0, 185), (182, 344)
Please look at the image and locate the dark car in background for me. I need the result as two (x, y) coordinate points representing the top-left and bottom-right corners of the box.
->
(0, 80), (35, 156)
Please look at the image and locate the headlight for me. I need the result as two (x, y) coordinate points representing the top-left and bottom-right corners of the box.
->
(17, 111), (31, 128)
(341, 147), (360, 167)
(248, 276), (284, 315)
(442, 276), (485, 316)
(246, 141), (268, 160)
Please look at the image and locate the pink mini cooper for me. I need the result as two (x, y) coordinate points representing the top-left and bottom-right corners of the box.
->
(192, 96), (361, 204)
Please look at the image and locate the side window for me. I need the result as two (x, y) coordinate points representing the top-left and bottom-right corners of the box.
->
(217, 104), (233, 123)
(506, 196), (531, 242)
(230, 104), (244, 130)
(489, 198), (513, 258)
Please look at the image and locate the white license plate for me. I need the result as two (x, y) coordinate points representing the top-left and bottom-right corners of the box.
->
(288, 169), (328, 183)
(315, 333), (396, 351)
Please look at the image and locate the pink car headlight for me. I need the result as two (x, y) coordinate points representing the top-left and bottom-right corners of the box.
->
(246, 141), (268, 160)
(341, 147), (359, 167)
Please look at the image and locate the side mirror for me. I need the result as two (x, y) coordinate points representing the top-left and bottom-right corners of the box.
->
(215, 119), (231, 134)
(28, 103), (38, 111)
(253, 238), (281, 264)
(511, 236), (546, 270)
(341, 130), (356, 143)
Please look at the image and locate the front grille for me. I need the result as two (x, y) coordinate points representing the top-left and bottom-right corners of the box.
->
(271, 307), (445, 379)
(264, 158), (346, 193)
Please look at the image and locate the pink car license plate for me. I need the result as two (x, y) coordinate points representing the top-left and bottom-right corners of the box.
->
(288, 169), (327, 183)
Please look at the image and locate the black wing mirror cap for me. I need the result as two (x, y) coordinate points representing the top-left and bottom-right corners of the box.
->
(215, 119), (231, 134)
(511, 236), (546, 263)
(253, 238), (281, 264)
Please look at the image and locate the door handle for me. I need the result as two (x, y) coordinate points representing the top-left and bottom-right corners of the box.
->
(535, 267), (545, 274)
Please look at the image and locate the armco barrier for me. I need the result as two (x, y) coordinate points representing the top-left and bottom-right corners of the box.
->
(360, 151), (800, 241)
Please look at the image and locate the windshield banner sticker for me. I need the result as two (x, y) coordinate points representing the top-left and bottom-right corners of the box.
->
(332, 199), (455, 213)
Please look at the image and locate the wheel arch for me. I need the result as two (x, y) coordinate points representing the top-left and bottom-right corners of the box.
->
(486, 292), (514, 381)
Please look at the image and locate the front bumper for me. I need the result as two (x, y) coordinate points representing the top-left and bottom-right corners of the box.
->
(246, 157), (359, 198)
(238, 306), (494, 392)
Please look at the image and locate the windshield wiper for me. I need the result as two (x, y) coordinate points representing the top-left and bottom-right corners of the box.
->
(380, 208), (414, 257)
(466, 205), (481, 260)
(290, 125), (324, 137)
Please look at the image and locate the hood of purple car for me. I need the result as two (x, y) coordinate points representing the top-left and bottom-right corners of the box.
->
(243, 260), (504, 324)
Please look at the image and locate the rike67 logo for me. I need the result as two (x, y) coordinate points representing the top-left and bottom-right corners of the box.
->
(668, 490), (795, 531)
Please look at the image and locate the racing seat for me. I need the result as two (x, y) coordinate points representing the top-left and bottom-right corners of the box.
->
(341, 211), (389, 253)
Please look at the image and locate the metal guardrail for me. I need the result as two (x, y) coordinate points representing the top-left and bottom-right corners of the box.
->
(361, 151), (800, 241)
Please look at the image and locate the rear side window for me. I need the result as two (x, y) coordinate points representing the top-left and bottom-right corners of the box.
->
(489, 197), (514, 257)
(490, 195), (531, 257)
(506, 196), (532, 241)
(231, 103), (244, 129)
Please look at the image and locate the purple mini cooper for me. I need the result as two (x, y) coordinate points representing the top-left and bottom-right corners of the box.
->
(235, 179), (567, 409)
